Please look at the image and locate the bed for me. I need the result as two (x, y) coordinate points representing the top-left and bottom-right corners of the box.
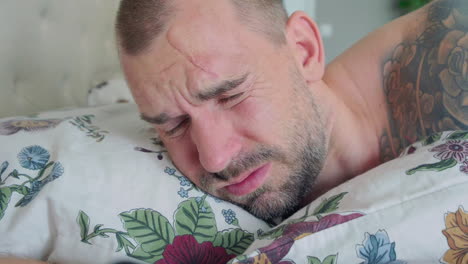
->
(0, 1), (467, 264)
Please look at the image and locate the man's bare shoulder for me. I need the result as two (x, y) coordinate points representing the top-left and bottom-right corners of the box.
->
(377, 0), (468, 161)
(328, 0), (468, 162)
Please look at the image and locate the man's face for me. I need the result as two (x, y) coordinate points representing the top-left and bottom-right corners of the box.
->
(121, 0), (327, 221)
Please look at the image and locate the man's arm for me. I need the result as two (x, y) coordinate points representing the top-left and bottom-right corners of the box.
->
(380, 0), (468, 161)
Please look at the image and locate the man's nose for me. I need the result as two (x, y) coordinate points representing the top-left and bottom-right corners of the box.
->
(190, 116), (241, 173)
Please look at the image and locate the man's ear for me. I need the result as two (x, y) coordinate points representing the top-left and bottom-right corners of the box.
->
(285, 11), (325, 82)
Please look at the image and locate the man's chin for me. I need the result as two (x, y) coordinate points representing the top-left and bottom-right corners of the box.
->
(224, 188), (301, 222)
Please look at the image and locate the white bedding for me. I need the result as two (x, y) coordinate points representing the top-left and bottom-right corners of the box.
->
(231, 131), (468, 264)
(0, 104), (466, 264)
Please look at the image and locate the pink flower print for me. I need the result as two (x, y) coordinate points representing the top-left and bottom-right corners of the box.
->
(460, 161), (468, 174)
(430, 140), (468, 163)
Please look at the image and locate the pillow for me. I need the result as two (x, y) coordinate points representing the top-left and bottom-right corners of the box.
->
(1, 103), (467, 264)
(0, 104), (269, 263)
(229, 131), (468, 264)
(87, 78), (134, 106)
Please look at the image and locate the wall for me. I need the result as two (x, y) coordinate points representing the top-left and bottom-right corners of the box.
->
(0, 0), (399, 118)
(0, 0), (121, 118)
(284, 0), (316, 17)
(316, 0), (400, 62)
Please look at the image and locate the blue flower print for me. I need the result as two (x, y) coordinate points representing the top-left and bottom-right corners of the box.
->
(179, 177), (192, 187)
(30, 179), (42, 192)
(15, 180), (43, 207)
(17, 145), (50, 170)
(208, 194), (223, 203)
(222, 209), (237, 225)
(0, 161), (8, 177)
(356, 230), (404, 264)
(42, 162), (64, 184)
(194, 197), (207, 212)
(50, 162), (64, 179)
(15, 162), (64, 207)
(178, 188), (189, 198)
(164, 167), (176, 175)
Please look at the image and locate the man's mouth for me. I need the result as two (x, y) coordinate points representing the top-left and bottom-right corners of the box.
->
(223, 163), (271, 196)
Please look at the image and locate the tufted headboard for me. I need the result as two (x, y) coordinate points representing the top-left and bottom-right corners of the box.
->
(0, 0), (122, 118)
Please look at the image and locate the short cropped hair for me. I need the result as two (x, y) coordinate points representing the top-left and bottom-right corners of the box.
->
(116, 0), (289, 56)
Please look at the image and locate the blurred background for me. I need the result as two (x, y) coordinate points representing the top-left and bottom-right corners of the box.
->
(285, 0), (429, 62)
(0, 0), (428, 118)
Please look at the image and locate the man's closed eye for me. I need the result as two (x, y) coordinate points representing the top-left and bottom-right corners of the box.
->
(165, 93), (245, 137)
(219, 92), (245, 106)
(166, 117), (190, 137)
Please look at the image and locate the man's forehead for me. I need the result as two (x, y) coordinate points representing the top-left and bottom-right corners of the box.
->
(165, 0), (247, 72)
(128, 2), (252, 85)
(172, 0), (239, 30)
(122, 0), (278, 116)
(148, 29), (248, 91)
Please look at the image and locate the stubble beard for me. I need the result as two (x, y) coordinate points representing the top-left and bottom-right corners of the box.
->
(200, 76), (327, 223)
(240, 66), (327, 222)
(238, 125), (326, 223)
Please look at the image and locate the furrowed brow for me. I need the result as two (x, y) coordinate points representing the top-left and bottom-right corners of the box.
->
(196, 74), (248, 101)
(140, 74), (248, 125)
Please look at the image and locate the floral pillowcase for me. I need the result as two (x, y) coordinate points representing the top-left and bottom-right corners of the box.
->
(0, 104), (467, 264)
(229, 131), (468, 264)
(0, 104), (269, 263)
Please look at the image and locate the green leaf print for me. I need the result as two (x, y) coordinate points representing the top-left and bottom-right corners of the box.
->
(0, 187), (12, 221)
(77, 210), (91, 243)
(257, 192), (349, 240)
(308, 257), (322, 264)
(174, 198), (217, 243)
(257, 225), (287, 240)
(130, 246), (163, 264)
(406, 158), (458, 175)
(447, 131), (468, 140)
(115, 232), (136, 255)
(313, 192), (348, 216)
(212, 229), (254, 255)
(93, 224), (104, 233)
(308, 254), (338, 264)
(76, 199), (255, 262)
(0, 146), (64, 223)
(9, 184), (30, 195)
(69, 115), (108, 142)
(9, 169), (19, 179)
(120, 209), (175, 256)
(422, 132), (443, 145)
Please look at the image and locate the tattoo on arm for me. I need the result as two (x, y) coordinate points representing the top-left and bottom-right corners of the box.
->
(380, 0), (468, 162)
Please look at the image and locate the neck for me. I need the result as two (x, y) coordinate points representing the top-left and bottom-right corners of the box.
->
(303, 8), (430, 203)
(306, 60), (386, 202)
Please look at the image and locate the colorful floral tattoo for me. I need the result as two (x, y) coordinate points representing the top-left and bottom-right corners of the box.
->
(381, 0), (468, 162)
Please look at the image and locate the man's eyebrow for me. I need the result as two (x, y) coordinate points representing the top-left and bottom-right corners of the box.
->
(196, 74), (249, 101)
(140, 112), (172, 125)
(140, 74), (249, 125)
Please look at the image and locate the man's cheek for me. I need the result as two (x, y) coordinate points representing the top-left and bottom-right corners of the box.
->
(166, 140), (202, 180)
(240, 99), (285, 143)
(234, 99), (275, 133)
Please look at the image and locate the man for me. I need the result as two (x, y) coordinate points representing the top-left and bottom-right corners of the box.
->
(116, 0), (468, 223)
(1, 1), (467, 263)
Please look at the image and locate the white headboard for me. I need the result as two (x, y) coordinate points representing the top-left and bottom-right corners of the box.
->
(0, 0), (122, 118)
